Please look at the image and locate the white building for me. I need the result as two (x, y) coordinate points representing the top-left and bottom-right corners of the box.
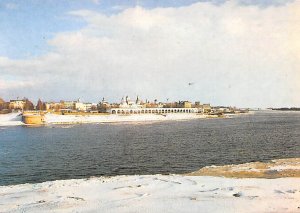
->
(110, 96), (199, 114)
(75, 102), (85, 111)
(119, 96), (142, 109)
(109, 107), (199, 114)
(74, 99), (95, 111)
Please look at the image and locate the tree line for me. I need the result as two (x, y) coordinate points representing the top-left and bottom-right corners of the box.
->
(0, 97), (47, 112)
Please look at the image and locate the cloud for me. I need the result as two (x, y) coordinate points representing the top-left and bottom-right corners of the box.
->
(91, 0), (100, 5)
(237, 0), (294, 7)
(0, 0), (299, 107)
(4, 3), (18, 10)
(0, 79), (37, 90)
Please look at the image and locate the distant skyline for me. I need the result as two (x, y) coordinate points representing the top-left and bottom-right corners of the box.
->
(0, 0), (299, 108)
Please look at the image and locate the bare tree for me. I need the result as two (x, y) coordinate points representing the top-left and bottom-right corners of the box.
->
(36, 99), (45, 110)
(23, 98), (34, 111)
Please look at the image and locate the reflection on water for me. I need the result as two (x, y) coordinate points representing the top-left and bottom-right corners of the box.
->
(0, 111), (299, 186)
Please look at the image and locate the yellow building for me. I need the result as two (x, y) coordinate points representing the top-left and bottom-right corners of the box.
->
(45, 102), (61, 111)
(176, 101), (192, 108)
(60, 101), (75, 110)
(183, 101), (192, 108)
(9, 100), (25, 110)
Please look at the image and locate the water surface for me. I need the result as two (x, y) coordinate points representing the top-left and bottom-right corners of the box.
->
(0, 111), (299, 186)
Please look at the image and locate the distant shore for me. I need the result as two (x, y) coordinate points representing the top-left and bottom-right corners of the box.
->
(271, 108), (300, 111)
(0, 158), (299, 212)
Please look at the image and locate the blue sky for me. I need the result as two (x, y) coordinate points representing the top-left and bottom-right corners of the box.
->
(0, 0), (205, 59)
(0, 0), (292, 59)
(0, 0), (299, 107)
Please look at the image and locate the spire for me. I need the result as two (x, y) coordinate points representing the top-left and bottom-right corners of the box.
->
(136, 95), (140, 104)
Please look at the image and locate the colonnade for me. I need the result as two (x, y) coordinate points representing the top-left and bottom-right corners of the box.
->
(110, 108), (198, 114)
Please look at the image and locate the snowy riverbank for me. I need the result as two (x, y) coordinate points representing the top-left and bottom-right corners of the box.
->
(0, 112), (222, 126)
(1, 158), (299, 212)
(0, 112), (23, 126)
(44, 113), (208, 124)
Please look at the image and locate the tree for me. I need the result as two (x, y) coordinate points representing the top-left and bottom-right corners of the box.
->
(54, 103), (61, 112)
(91, 105), (97, 111)
(23, 98), (34, 111)
(36, 99), (45, 110)
(0, 97), (5, 110)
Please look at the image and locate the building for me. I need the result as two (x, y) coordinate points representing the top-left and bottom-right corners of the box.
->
(202, 104), (211, 113)
(194, 102), (201, 107)
(179, 101), (192, 108)
(63, 101), (76, 110)
(9, 100), (25, 110)
(46, 99), (96, 112)
(45, 102), (61, 111)
(110, 107), (198, 115)
(109, 96), (198, 114)
(98, 98), (111, 113)
(119, 96), (142, 109)
(83, 103), (93, 111)
(212, 106), (233, 113)
(74, 99), (96, 112)
(193, 102), (204, 113)
(143, 102), (160, 108)
(75, 102), (85, 111)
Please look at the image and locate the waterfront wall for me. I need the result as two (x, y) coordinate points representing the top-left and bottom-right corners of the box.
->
(22, 114), (45, 125)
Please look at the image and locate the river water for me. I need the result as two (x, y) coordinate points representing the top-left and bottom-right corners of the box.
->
(0, 111), (299, 186)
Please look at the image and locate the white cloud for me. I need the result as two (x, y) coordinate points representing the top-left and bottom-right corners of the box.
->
(4, 3), (18, 10)
(0, 0), (299, 107)
(91, 0), (100, 5)
(0, 79), (37, 90)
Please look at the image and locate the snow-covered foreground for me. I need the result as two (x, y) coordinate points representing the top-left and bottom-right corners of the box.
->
(1, 175), (299, 213)
(0, 113), (23, 126)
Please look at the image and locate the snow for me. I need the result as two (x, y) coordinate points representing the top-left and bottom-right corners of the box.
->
(44, 113), (207, 124)
(0, 111), (242, 126)
(0, 113), (210, 126)
(0, 175), (299, 213)
(0, 157), (299, 212)
(0, 113), (24, 126)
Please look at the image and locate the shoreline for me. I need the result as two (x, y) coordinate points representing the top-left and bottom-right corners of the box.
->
(1, 158), (299, 212)
(187, 158), (300, 178)
(0, 112), (239, 127)
(1, 158), (298, 187)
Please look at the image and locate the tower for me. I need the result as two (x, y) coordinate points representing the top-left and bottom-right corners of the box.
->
(136, 95), (141, 105)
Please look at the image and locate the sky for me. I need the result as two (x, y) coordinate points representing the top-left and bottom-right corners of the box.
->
(0, 0), (299, 108)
